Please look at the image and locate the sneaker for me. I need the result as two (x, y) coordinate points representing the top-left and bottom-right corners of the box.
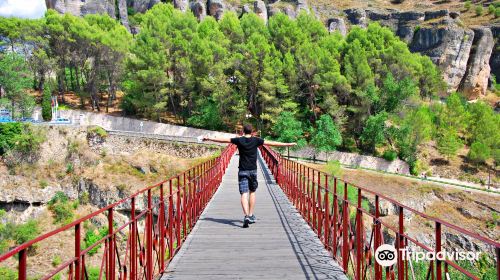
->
(243, 216), (250, 228)
(248, 214), (256, 224)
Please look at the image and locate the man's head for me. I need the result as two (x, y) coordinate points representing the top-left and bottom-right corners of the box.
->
(243, 123), (253, 135)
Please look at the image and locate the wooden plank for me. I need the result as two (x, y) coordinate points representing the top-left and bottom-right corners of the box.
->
(162, 154), (347, 280)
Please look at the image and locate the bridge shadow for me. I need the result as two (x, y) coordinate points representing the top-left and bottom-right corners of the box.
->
(257, 155), (347, 280)
(200, 217), (242, 228)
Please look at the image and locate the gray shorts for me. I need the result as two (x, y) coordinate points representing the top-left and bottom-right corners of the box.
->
(238, 170), (258, 194)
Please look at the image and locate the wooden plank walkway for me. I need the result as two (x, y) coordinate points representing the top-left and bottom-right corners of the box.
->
(162, 153), (347, 280)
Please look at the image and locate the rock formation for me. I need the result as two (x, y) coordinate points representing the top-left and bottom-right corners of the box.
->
(190, 0), (207, 21)
(128, 0), (160, 13)
(460, 27), (494, 99)
(45, 0), (130, 30)
(327, 17), (347, 36)
(208, 0), (225, 20)
(254, 0), (268, 23)
(410, 19), (475, 91)
(174, 0), (189, 12)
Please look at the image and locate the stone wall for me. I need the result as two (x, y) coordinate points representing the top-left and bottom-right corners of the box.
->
(289, 146), (410, 174)
(32, 108), (236, 139)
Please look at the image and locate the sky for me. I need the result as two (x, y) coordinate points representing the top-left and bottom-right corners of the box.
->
(0, 0), (47, 19)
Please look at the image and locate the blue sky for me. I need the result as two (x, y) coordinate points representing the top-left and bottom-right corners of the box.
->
(0, 0), (46, 18)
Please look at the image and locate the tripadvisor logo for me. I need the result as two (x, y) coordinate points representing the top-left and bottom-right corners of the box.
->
(375, 244), (481, 267)
(375, 244), (397, 267)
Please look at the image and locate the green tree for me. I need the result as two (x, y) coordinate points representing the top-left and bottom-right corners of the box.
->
(468, 142), (491, 163)
(0, 53), (32, 118)
(271, 111), (306, 148)
(310, 114), (342, 158)
(42, 83), (53, 121)
(360, 112), (388, 153)
(436, 128), (462, 159)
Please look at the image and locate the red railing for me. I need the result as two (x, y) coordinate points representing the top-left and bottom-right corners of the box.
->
(260, 145), (500, 280)
(0, 144), (236, 280)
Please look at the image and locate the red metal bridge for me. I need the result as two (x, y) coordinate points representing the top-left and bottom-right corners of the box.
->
(0, 144), (499, 279)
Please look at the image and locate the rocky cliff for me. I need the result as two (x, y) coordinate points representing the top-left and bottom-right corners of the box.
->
(45, 0), (498, 99)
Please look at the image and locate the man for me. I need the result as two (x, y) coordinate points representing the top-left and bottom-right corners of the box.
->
(203, 124), (296, 228)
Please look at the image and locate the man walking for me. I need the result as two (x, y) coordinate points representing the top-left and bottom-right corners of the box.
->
(203, 124), (296, 228)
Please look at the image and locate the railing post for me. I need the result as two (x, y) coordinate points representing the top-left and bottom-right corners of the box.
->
(168, 180), (174, 259)
(18, 249), (27, 280)
(356, 189), (362, 280)
(374, 195), (381, 279)
(436, 222), (442, 280)
(333, 177), (338, 258)
(75, 223), (81, 280)
(176, 176), (182, 247)
(398, 206), (404, 280)
(107, 208), (115, 280)
(146, 189), (153, 280)
(342, 182), (349, 272)
(324, 175), (330, 247)
(159, 184), (165, 272)
(183, 173), (187, 238)
(130, 196), (137, 280)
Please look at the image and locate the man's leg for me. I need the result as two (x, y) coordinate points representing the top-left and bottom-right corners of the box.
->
(241, 192), (250, 216)
(248, 191), (256, 216)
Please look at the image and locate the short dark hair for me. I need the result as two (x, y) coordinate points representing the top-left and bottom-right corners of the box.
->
(243, 123), (253, 134)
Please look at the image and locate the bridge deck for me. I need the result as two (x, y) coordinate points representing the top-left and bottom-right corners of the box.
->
(162, 154), (347, 280)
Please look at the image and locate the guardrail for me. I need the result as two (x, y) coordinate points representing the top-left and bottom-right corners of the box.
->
(260, 145), (500, 280)
(284, 155), (500, 195)
(0, 144), (236, 280)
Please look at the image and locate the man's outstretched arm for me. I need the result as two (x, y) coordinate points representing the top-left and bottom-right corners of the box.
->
(264, 140), (296, 147)
(203, 136), (232, 144)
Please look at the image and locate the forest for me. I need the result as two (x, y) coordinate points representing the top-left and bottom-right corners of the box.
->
(0, 3), (498, 174)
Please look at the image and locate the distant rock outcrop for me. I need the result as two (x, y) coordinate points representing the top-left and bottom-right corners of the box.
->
(327, 17), (347, 36)
(254, 0), (268, 23)
(45, 0), (130, 30)
(208, 0), (225, 20)
(174, 0), (189, 12)
(460, 27), (494, 99)
(128, 0), (160, 13)
(410, 19), (474, 91)
(190, 0), (207, 21)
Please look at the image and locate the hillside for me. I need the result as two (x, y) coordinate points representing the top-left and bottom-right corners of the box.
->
(0, 124), (221, 278)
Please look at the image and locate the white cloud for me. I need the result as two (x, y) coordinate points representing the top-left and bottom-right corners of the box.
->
(0, 0), (47, 19)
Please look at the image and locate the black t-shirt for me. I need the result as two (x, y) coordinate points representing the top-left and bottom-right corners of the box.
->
(231, 136), (264, 170)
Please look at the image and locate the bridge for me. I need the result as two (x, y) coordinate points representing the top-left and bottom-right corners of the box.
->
(0, 144), (499, 280)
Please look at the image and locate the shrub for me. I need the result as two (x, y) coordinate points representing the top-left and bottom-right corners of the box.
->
(489, 4), (496, 14)
(0, 123), (45, 166)
(468, 141), (491, 163)
(382, 149), (398, 161)
(48, 192), (75, 224)
(12, 220), (40, 245)
(325, 160), (343, 178)
(39, 179), (48, 189)
(496, 8), (500, 18)
(52, 255), (62, 267)
(80, 191), (90, 205)
(87, 126), (107, 138)
(0, 267), (17, 280)
(66, 163), (74, 174)
(464, 1), (471, 10)
(86, 267), (101, 280)
(84, 227), (108, 256)
(475, 5), (483, 16)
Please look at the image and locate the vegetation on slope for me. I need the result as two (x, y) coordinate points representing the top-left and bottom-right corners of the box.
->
(0, 3), (498, 177)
